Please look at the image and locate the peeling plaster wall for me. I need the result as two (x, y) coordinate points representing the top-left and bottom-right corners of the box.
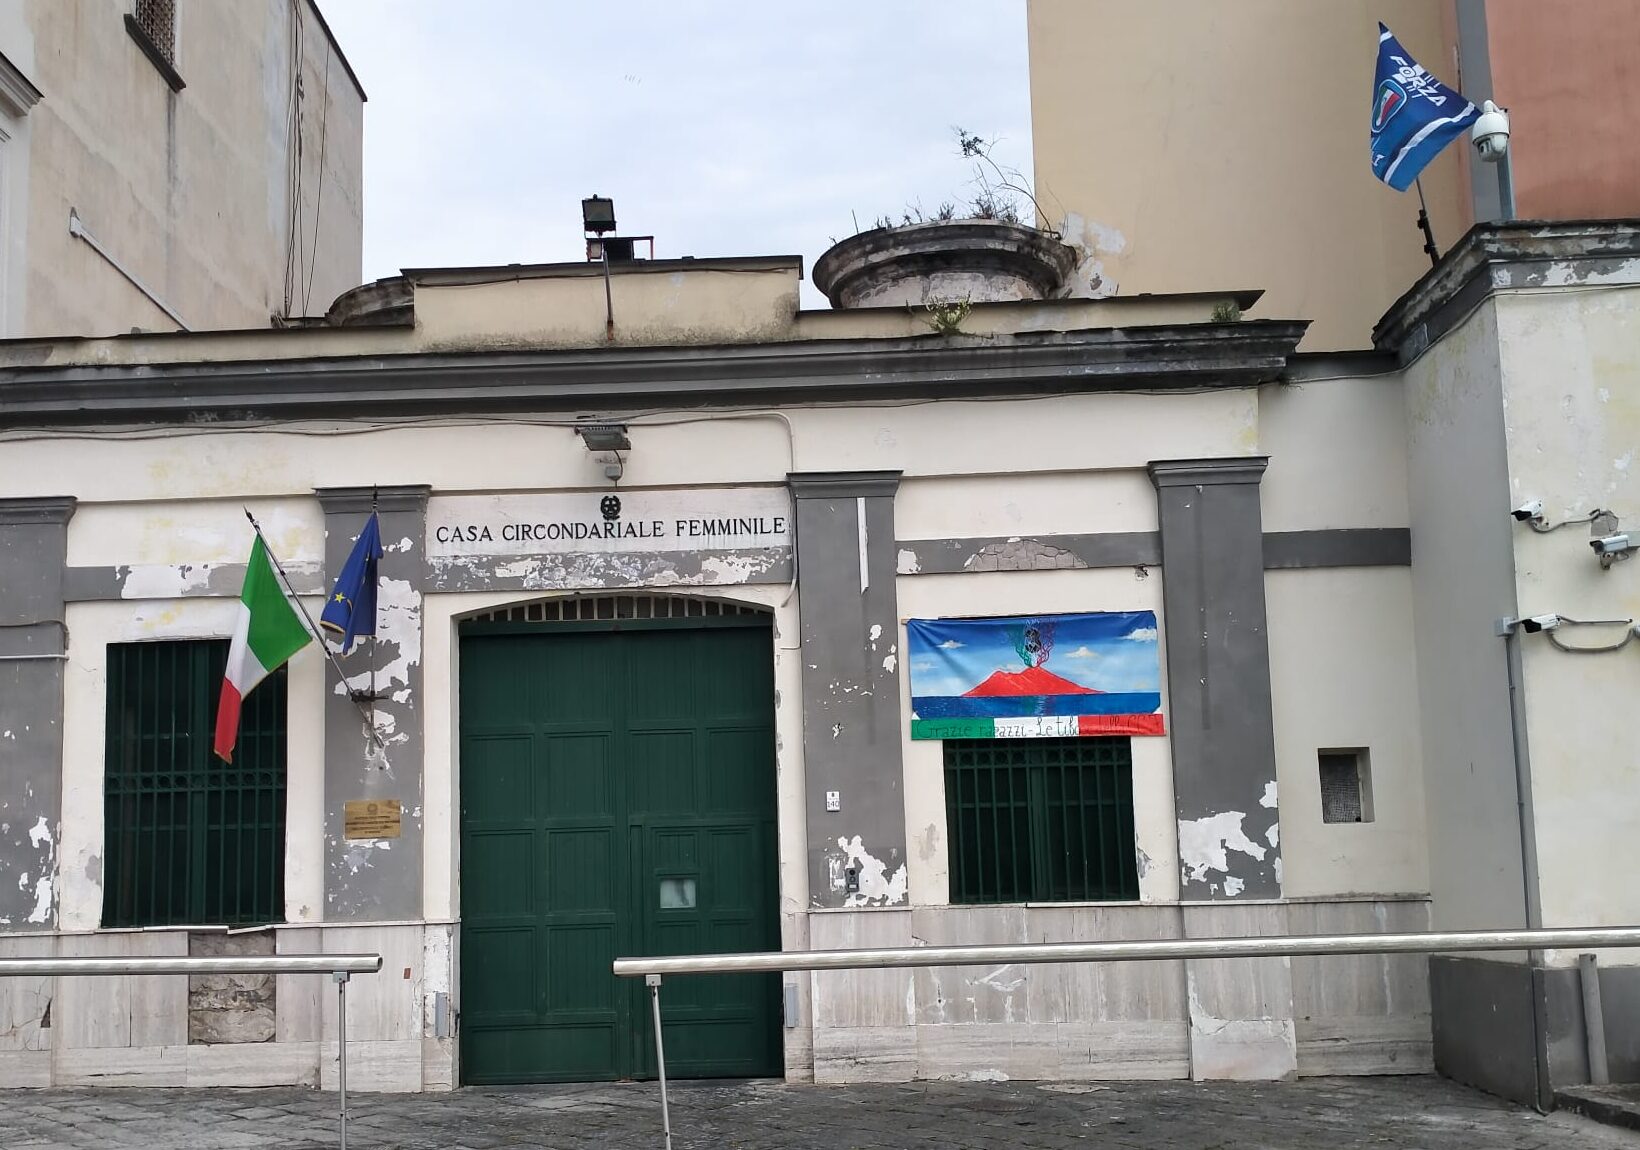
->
(791, 473), (907, 910)
(1265, 569), (1428, 898)
(1151, 460), (1284, 901)
(0, 350), (1452, 1087)
(0, 498), (73, 932)
(319, 488), (427, 923)
(1496, 283), (1640, 963)
(897, 568), (1177, 907)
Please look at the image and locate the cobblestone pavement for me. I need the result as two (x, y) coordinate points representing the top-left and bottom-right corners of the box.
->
(1, 1075), (1637, 1150)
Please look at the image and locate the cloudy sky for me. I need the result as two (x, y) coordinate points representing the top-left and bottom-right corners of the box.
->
(318, 1), (1031, 307)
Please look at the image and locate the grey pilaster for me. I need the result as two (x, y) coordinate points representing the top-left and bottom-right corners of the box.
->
(1149, 459), (1282, 900)
(789, 472), (908, 910)
(0, 497), (75, 931)
(317, 486), (429, 921)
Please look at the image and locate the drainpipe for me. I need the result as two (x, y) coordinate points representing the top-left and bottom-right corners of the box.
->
(68, 208), (189, 330)
(1499, 623), (1548, 1110)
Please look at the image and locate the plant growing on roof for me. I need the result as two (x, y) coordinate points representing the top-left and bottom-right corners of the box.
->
(859, 128), (1054, 234)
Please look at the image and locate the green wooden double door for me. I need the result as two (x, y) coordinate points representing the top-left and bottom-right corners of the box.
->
(458, 616), (783, 1084)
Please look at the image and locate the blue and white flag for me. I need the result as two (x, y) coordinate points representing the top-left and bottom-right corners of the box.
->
(319, 511), (382, 653)
(1370, 23), (1480, 192)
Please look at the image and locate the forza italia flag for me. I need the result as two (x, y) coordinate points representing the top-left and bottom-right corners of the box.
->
(1370, 23), (1479, 191)
(214, 536), (311, 762)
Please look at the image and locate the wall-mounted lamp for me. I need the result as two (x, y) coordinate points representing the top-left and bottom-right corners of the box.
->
(576, 424), (630, 452)
(576, 423), (630, 484)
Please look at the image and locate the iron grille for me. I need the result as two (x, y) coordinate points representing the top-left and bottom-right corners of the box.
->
(466, 595), (766, 624)
(103, 640), (287, 927)
(133, 0), (177, 67)
(945, 736), (1138, 904)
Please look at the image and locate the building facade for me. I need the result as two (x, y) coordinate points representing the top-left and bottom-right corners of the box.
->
(0, 222), (1630, 1095)
(0, 0), (363, 338)
(1027, 0), (1640, 351)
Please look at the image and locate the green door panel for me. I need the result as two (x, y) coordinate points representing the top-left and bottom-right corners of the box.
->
(460, 618), (781, 1085)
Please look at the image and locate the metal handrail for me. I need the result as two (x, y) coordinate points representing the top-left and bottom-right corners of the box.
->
(0, 953), (381, 1150)
(0, 954), (382, 977)
(612, 926), (1640, 1150)
(613, 925), (1640, 977)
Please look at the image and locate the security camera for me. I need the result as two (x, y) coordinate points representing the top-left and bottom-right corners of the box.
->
(1519, 614), (1562, 634)
(1511, 499), (1544, 523)
(1591, 533), (1637, 567)
(1472, 100), (1510, 162)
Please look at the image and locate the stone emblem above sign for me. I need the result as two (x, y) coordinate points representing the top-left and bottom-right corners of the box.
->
(425, 487), (795, 593)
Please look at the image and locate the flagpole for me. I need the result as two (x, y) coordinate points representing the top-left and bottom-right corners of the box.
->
(243, 509), (385, 751)
(1413, 178), (1440, 268)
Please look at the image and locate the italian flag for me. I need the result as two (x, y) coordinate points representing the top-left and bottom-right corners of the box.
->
(214, 536), (311, 762)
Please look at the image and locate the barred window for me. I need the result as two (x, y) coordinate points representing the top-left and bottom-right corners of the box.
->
(1319, 748), (1374, 824)
(125, 0), (184, 91)
(133, 0), (175, 65)
(103, 640), (287, 927)
(945, 737), (1139, 904)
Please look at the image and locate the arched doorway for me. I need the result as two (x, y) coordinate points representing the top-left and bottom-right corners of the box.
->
(456, 594), (782, 1084)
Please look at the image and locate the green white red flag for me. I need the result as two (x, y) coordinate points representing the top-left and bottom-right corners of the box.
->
(214, 535), (311, 762)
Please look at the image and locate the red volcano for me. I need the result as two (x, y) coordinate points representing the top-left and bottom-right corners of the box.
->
(963, 666), (1101, 697)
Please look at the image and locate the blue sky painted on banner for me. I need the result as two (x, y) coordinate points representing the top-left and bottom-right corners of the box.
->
(907, 613), (1160, 699)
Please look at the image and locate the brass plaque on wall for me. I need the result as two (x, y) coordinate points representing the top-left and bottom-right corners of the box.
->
(343, 799), (402, 840)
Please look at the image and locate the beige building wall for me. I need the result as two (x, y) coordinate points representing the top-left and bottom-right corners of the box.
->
(0, 0), (362, 338)
(1027, 0), (1469, 352)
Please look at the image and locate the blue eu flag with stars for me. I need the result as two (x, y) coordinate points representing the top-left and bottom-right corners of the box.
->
(1370, 23), (1479, 192)
(320, 512), (382, 653)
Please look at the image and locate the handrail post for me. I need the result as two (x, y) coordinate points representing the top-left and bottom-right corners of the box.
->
(1580, 953), (1610, 1085)
(334, 970), (351, 1150)
(647, 973), (672, 1150)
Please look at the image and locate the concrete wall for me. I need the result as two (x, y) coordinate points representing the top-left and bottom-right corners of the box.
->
(7, 0), (362, 336)
(1495, 282), (1640, 958)
(1402, 299), (1528, 936)
(1026, 0), (1468, 351)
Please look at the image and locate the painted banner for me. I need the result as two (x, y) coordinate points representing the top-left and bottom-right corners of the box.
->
(906, 611), (1165, 740)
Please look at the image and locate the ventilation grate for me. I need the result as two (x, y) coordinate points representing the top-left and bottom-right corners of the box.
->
(466, 595), (766, 624)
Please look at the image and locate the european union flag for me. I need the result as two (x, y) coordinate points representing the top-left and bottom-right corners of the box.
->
(1370, 23), (1480, 192)
(320, 512), (382, 653)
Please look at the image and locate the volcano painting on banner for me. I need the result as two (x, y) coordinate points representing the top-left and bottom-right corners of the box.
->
(906, 611), (1165, 740)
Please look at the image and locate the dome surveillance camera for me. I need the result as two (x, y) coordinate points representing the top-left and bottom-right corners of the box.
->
(1472, 100), (1510, 162)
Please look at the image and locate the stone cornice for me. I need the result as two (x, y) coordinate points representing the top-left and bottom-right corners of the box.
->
(1373, 219), (1640, 360)
(0, 496), (76, 526)
(0, 51), (41, 118)
(316, 485), (431, 515)
(788, 471), (903, 500)
(0, 322), (1309, 429)
(1149, 457), (1269, 489)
